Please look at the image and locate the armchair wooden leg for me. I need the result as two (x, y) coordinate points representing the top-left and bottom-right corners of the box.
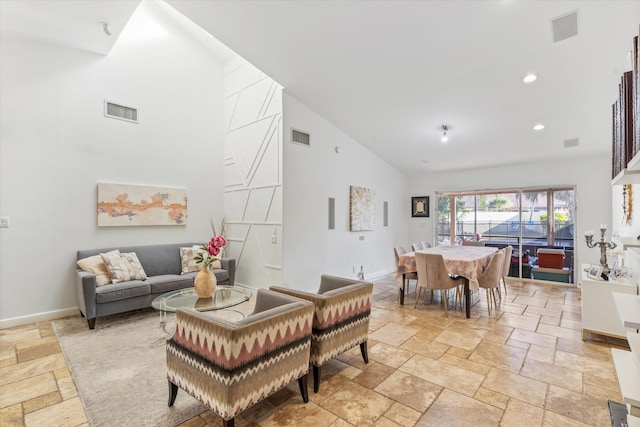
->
(168, 380), (178, 407)
(360, 341), (369, 363)
(414, 287), (422, 308)
(313, 365), (321, 393)
(298, 374), (309, 402)
(223, 418), (235, 427)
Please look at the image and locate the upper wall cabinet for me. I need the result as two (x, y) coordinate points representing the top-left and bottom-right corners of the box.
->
(612, 31), (640, 185)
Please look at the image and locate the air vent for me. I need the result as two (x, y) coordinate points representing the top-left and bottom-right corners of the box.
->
(104, 100), (138, 123)
(551, 10), (578, 43)
(291, 128), (310, 146)
(563, 137), (579, 148)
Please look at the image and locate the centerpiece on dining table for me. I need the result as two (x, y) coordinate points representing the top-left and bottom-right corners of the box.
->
(193, 234), (227, 297)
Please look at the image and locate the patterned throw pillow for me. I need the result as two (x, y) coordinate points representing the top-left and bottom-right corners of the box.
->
(77, 249), (120, 286)
(179, 246), (221, 275)
(100, 252), (148, 283)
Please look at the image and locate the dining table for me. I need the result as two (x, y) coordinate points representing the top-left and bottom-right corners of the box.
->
(396, 245), (498, 318)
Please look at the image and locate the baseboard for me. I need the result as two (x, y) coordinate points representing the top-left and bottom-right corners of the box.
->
(0, 307), (80, 330)
(364, 268), (396, 280)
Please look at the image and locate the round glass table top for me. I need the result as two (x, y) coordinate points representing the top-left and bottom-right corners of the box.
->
(151, 286), (250, 313)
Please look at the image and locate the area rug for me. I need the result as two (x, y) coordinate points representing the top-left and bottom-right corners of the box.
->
(53, 303), (254, 427)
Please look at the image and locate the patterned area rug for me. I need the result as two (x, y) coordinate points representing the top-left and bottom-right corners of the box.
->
(53, 302), (255, 427)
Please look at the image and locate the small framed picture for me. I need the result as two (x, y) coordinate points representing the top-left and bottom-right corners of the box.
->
(411, 196), (429, 218)
(587, 264), (603, 280)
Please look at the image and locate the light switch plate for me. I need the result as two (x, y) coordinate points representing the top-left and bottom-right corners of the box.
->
(0, 217), (9, 228)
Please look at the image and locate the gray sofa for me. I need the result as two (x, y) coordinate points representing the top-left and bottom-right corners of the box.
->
(76, 242), (236, 329)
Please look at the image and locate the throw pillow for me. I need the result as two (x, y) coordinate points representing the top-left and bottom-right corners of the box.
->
(101, 252), (148, 283)
(179, 246), (222, 275)
(77, 249), (120, 286)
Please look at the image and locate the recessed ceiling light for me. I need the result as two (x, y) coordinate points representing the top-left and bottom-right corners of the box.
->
(533, 123), (545, 131)
(523, 73), (538, 83)
(421, 160), (429, 164)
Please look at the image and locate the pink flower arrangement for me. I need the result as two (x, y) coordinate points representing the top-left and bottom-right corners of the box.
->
(194, 234), (227, 267)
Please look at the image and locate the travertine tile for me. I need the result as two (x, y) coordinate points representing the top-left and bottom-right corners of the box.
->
(542, 410), (591, 426)
(374, 371), (441, 412)
(400, 336), (449, 359)
(525, 344), (555, 364)
(497, 313), (540, 332)
(468, 340), (527, 373)
(438, 353), (490, 376)
(22, 391), (62, 414)
(510, 329), (557, 349)
(352, 361), (395, 390)
(520, 359), (583, 393)
(513, 295), (548, 308)
(545, 385), (610, 426)
(15, 336), (61, 363)
(24, 396), (87, 427)
(320, 382), (394, 426)
(259, 401), (337, 427)
(0, 403), (23, 427)
(57, 375), (78, 400)
(416, 389), (503, 427)
(506, 338), (530, 350)
(399, 354), (484, 397)
(482, 368), (547, 407)
(523, 305), (562, 318)
(369, 323), (419, 346)
(433, 328), (481, 351)
(0, 353), (67, 386)
(0, 372), (58, 409)
(473, 387), (509, 409)
(368, 343), (414, 369)
(536, 323), (582, 342)
(501, 398), (544, 427)
(383, 402), (421, 427)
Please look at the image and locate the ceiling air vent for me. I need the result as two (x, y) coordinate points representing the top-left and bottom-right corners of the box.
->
(291, 128), (310, 146)
(104, 100), (138, 123)
(551, 10), (578, 43)
(563, 137), (579, 148)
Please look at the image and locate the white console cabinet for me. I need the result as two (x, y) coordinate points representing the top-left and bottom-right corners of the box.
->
(580, 264), (638, 339)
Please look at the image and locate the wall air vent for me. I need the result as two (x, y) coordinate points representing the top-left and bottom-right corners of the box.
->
(291, 128), (310, 146)
(104, 100), (138, 123)
(563, 137), (579, 148)
(551, 10), (578, 43)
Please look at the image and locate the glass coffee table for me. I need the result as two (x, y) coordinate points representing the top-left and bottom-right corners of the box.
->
(152, 286), (251, 333)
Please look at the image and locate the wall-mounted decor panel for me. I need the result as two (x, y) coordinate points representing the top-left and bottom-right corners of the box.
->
(349, 185), (375, 231)
(97, 182), (187, 226)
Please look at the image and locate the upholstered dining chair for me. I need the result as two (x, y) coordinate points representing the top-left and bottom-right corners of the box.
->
(414, 252), (464, 313)
(421, 241), (432, 249)
(499, 245), (513, 298)
(394, 246), (418, 296)
(411, 242), (424, 251)
(462, 241), (485, 246)
(166, 289), (314, 427)
(271, 275), (373, 392)
(477, 250), (505, 315)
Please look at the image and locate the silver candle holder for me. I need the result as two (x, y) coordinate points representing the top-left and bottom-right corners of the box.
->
(584, 224), (617, 275)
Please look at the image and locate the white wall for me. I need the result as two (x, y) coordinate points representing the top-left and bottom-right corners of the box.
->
(408, 155), (612, 274)
(223, 57), (283, 289)
(0, 2), (225, 326)
(282, 93), (410, 292)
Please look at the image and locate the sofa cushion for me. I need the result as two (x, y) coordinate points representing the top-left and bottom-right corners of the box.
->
(77, 249), (120, 286)
(101, 252), (148, 283)
(95, 281), (150, 304)
(147, 274), (195, 294)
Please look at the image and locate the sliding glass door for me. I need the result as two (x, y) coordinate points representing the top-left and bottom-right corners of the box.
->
(436, 187), (575, 284)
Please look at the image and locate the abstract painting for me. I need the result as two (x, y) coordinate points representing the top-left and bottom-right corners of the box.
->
(349, 186), (375, 231)
(97, 183), (187, 227)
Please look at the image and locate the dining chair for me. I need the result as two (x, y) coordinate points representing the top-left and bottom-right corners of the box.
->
(394, 246), (418, 297)
(421, 241), (432, 249)
(499, 245), (513, 298)
(414, 252), (463, 313)
(462, 241), (485, 246)
(411, 242), (424, 251)
(477, 250), (505, 315)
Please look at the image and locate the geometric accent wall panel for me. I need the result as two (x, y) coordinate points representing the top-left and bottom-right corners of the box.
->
(228, 77), (274, 131)
(224, 57), (283, 289)
(243, 187), (275, 223)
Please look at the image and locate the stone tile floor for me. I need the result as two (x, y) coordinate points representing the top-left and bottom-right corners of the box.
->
(0, 275), (630, 426)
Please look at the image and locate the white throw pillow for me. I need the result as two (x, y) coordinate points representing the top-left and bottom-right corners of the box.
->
(77, 250), (120, 286)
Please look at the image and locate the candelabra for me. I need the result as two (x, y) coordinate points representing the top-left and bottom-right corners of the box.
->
(584, 224), (617, 275)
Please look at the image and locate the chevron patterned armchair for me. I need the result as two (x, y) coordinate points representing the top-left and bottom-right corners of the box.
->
(271, 275), (373, 392)
(166, 289), (314, 427)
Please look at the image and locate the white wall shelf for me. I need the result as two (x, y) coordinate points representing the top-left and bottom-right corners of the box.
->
(612, 348), (640, 417)
(613, 293), (640, 329)
(613, 236), (640, 250)
(612, 168), (640, 185)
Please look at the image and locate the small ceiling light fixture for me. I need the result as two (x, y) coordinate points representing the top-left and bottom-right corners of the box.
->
(441, 125), (449, 143)
(100, 21), (112, 36)
(533, 123), (545, 131)
(523, 73), (538, 83)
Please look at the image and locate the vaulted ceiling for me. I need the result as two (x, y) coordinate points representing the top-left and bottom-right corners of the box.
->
(3, 1), (639, 175)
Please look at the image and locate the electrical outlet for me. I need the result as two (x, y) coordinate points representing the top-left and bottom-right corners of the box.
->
(359, 235), (365, 240)
(352, 266), (356, 273)
(0, 217), (9, 228)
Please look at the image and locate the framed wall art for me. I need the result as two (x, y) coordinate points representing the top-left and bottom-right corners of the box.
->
(349, 185), (375, 231)
(411, 196), (429, 218)
(97, 182), (187, 227)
